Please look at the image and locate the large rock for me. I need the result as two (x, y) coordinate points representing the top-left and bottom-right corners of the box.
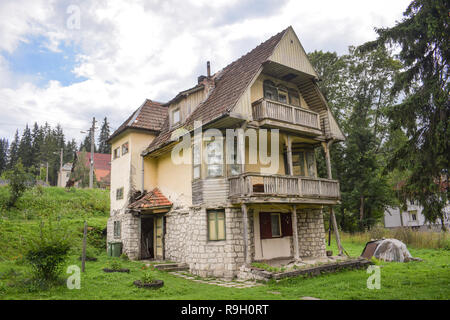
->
(373, 238), (413, 262)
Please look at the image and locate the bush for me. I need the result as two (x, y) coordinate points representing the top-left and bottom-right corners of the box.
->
(108, 259), (122, 271)
(25, 220), (72, 283)
(141, 271), (155, 284)
(3, 161), (34, 208)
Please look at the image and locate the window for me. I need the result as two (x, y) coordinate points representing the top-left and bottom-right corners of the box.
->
(114, 221), (121, 238)
(263, 80), (278, 101)
(116, 187), (124, 200)
(270, 213), (281, 237)
(121, 142), (129, 155)
(277, 85), (288, 104)
(228, 136), (241, 176)
(409, 210), (417, 221)
(288, 88), (300, 107)
(113, 147), (120, 159)
(192, 141), (201, 180)
(172, 108), (180, 125)
(290, 151), (316, 177)
(208, 210), (225, 241)
(260, 212), (292, 239)
(206, 138), (223, 177)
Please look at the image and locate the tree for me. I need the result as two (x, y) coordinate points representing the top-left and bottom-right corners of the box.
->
(18, 124), (33, 168)
(31, 122), (44, 175)
(0, 138), (8, 175)
(309, 46), (401, 231)
(98, 117), (111, 154)
(79, 134), (96, 153)
(3, 160), (33, 207)
(8, 130), (20, 169)
(360, 0), (450, 229)
(70, 150), (90, 188)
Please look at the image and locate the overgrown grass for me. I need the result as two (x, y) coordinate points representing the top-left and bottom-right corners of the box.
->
(338, 227), (450, 250)
(0, 186), (109, 220)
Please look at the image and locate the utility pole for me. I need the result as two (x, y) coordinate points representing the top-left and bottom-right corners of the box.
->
(89, 117), (96, 189)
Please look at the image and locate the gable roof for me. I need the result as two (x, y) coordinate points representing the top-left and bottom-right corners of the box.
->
(143, 27), (290, 156)
(108, 99), (167, 143)
(128, 188), (172, 210)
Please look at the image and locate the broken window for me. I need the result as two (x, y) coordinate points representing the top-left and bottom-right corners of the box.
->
(206, 138), (223, 177)
(172, 108), (180, 125)
(114, 221), (121, 238)
(121, 142), (129, 155)
(116, 187), (124, 200)
(113, 147), (120, 159)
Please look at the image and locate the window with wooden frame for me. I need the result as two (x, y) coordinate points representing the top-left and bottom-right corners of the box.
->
(260, 212), (292, 239)
(207, 210), (225, 241)
(288, 88), (300, 107)
(206, 138), (223, 177)
(113, 147), (120, 159)
(172, 108), (181, 126)
(228, 136), (241, 176)
(277, 85), (288, 104)
(121, 142), (129, 155)
(289, 150), (316, 177)
(409, 210), (418, 221)
(263, 80), (278, 101)
(114, 221), (121, 238)
(192, 140), (201, 180)
(116, 187), (124, 200)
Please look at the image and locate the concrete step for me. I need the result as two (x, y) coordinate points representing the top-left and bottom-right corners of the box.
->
(153, 263), (189, 272)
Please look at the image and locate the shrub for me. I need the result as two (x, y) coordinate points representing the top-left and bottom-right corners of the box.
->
(25, 220), (72, 283)
(109, 259), (122, 271)
(120, 253), (129, 261)
(3, 161), (34, 208)
(141, 271), (155, 284)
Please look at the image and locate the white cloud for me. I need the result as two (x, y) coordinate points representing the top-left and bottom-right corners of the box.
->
(0, 0), (411, 143)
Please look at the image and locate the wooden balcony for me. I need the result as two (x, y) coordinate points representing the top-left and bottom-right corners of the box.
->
(252, 98), (322, 136)
(229, 173), (340, 205)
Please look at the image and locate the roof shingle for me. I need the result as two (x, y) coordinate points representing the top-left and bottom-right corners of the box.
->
(128, 188), (172, 210)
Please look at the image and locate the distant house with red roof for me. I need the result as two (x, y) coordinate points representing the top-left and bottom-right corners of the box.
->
(71, 151), (111, 188)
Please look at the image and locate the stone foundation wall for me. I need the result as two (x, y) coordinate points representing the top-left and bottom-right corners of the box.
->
(164, 210), (189, 263)
(107, 209), (140, 260)
(183, 207), (249, 279)
(297, 208), (326, 258)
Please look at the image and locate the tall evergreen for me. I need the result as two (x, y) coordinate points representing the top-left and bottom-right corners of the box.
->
(98, 117), (111, 154)
(8, 130), (20, 169)
(0, 138), (9, 175)
(79, 133), (96, 153)
(360, 0), (450, 228)
(18, 124), (33, 168)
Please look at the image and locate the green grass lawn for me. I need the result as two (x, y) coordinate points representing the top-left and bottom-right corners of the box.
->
(1, 241), (448, 300)
(0, 186), (448, 300)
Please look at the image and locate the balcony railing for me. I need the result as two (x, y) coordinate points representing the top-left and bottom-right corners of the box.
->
(252, 98), (321, 131)
(229, 173), (340, 200)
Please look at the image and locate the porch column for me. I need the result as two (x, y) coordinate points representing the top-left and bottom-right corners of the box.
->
(322, 140), (344, 256)
(291, 205), (300, 260)
(286, 135), (293, 175)
(242, 203), (250, 265)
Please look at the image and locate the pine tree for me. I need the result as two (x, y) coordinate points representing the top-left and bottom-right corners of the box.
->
(0, 138), (9, 175)
(79, 133), (96, 153)
(18, 124), (33, 168)
(31, 122), (44, 174)
(98, 117), (111, 154)
(360, 0), (450, 228)
(8, 130), (20, 169)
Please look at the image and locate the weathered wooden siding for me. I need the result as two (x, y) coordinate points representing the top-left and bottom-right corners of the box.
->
(268, 28), (318, 78)
(192, 178), (229, 205)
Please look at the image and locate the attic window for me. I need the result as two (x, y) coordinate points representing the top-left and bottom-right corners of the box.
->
(172, 108), (180, 125)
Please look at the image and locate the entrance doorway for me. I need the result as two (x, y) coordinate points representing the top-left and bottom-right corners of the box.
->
(140, 217), (154, 259)
(140, 215), (164, 260)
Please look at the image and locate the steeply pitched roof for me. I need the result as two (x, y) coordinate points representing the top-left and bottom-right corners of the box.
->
(108, 99), (167, 142)
(128, 188), (172, 210)
(143, 27), (290, 156)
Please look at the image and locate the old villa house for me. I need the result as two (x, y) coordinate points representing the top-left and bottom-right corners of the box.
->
(107, 27), (345, 279)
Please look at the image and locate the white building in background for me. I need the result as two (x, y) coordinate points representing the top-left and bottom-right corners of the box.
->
(57, 163), (72, 187)
(384, 201), (450, 231)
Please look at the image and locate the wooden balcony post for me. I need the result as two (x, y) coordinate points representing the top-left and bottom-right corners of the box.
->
(322, 140), (344, 256)
(286, 135), (294, 176)
(291, 205), (300, 260)
(242, 203), (250, 265)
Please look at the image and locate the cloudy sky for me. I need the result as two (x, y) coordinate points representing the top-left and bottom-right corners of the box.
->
(0, 0), (411, 144)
